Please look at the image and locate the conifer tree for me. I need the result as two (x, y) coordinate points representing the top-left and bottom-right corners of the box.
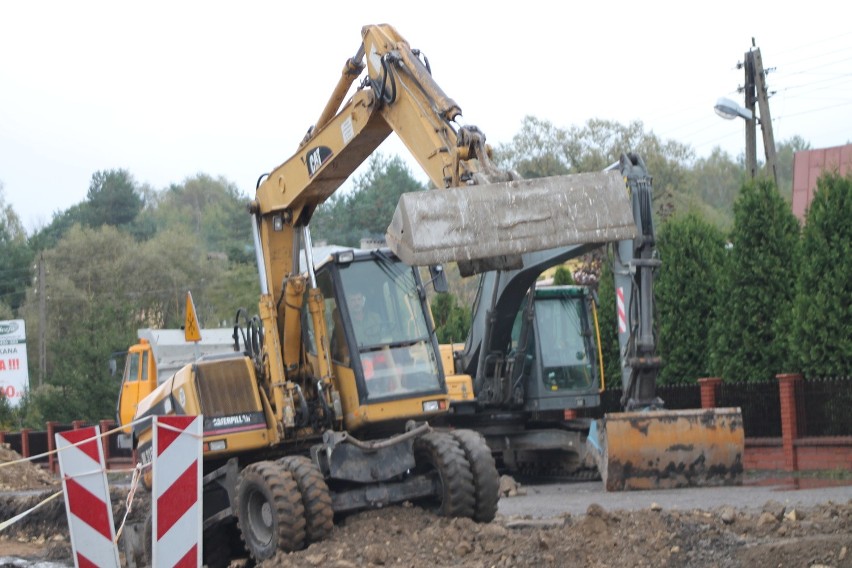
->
(789, 172), (852, 376)
(709, 178), (800, 382)
(656, 214), (726, 384)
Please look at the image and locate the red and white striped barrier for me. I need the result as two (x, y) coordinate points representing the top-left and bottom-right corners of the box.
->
(617, 286), (627, 334)
(55, 426), (121, 568)
(152, 415), (203, 568)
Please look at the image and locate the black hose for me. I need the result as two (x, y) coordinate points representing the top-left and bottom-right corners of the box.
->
(371, 54), (397, 105)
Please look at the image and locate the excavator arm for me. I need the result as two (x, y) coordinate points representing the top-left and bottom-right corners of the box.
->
(441, 153), (744, 490)
(251, 23), (637, 300)
(251, 24), (511, 300)
(589, 153), (745, 491)
(610, 153), (664, 409)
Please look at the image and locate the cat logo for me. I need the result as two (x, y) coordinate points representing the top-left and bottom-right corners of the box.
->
(306, 146), (333, 177)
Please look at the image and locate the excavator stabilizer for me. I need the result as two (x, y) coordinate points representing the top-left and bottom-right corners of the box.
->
(588, 407), (745, 491)
(386, 171), (637, 272)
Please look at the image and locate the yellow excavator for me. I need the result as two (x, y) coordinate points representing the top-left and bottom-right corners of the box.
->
(130, 23), (637, 564)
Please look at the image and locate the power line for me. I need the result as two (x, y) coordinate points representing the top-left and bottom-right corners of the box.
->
(769, 31), (852, 60)
(776, 100), (852, 120)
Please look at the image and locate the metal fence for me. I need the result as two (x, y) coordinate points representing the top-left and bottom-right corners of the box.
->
(0, 421), (132, 472)
(797, 376), (852, 437)
(589, 377), (851, 439)
(588, 383), (702, 416)
(657, 383), (702, 410)
(718, 380), (782, 438)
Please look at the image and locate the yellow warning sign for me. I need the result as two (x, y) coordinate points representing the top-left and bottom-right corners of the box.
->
(185, 291), (202, 342)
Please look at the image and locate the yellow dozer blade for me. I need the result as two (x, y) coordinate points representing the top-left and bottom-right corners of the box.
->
(588, 407), (745, 491)
(386, 171), (637, 275)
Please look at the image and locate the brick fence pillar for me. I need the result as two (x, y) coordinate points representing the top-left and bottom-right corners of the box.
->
(698, 377), (723, 409)
(47, 421), (58, 474)
(777, 373), (803, 472)
(20, 428), (30, 458)
(99, 419), (113, 466)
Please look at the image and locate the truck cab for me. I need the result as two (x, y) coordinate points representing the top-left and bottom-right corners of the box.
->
(116, 328), (238, 434)
(116, 339), (156, 431)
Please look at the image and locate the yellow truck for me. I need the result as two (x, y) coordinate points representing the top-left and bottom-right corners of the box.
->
(115, 328), (237, 436)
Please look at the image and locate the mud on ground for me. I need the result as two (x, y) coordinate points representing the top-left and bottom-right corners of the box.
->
(1, 489), (850, 568)
(259, 500), (851, 568)
(0, 445), (849, 568)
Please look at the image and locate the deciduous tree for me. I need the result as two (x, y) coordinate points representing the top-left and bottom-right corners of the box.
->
(312, 154), (426, 247)
(0, 187), (33, 313)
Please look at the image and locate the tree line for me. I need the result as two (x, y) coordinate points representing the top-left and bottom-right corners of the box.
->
(0, 116), (848, 428)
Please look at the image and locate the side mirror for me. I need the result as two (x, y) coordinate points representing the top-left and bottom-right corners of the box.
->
(109, 358), (118, 377)
(429, 265), (448, 294)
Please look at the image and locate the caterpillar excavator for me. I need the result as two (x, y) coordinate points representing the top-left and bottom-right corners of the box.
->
(438, 153), (745, 490)
(129, 23), (637, 564)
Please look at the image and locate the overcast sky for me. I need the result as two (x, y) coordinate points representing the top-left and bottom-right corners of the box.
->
(1, 1), (850, 233)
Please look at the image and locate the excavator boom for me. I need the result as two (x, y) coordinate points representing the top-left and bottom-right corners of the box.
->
(253, 23), (637, 289)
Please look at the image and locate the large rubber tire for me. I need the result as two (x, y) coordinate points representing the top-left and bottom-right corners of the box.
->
(277, 455), (334, 544)
(450, 429), (500, 522)
(413, 432), (476, 519)
(235, 461), (306, 561)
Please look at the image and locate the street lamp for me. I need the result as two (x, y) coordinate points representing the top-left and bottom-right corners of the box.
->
(714, 45), (778, 187)
(714, 97), (753, 121)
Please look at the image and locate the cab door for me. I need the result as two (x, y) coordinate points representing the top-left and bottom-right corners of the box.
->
(118, 344), (154, 430)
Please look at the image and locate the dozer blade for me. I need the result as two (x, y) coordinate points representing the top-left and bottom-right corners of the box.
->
(385, 171), (637, 274)
(587, 407), (745, 491)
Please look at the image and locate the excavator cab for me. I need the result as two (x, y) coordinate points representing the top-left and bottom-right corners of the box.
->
(516, 285), (602, 411)
(303, 248), (451, 432)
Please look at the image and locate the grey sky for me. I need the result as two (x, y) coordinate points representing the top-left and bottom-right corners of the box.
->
(2, 1), (850, 233)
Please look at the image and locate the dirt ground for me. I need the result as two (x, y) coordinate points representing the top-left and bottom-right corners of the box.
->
(0, 445), (58, 491)
(0, 444), (849, 568)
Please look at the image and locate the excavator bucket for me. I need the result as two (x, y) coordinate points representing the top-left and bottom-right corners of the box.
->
(587, 407), (745, 491)
(386, 171), (637, 274)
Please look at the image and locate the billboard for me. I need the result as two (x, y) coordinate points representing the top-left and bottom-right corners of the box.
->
(0, 319), (29, 406)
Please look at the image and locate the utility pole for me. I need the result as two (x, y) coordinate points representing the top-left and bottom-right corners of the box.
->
(742, 41), (779, 187)
(752, 47), (779, 187)
(743, 49), (758, 180)
(38, 253), (46, 387)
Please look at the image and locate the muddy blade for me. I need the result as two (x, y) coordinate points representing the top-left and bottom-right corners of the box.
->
(385, 171), (637, 273)
(592, 408), (745, 491)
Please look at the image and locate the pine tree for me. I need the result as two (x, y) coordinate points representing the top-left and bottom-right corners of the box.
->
(709, 178), (800, 382)
(656, 214), (726, 384)
(431, 293), (471, 344)
(789, 172), (852, 376)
